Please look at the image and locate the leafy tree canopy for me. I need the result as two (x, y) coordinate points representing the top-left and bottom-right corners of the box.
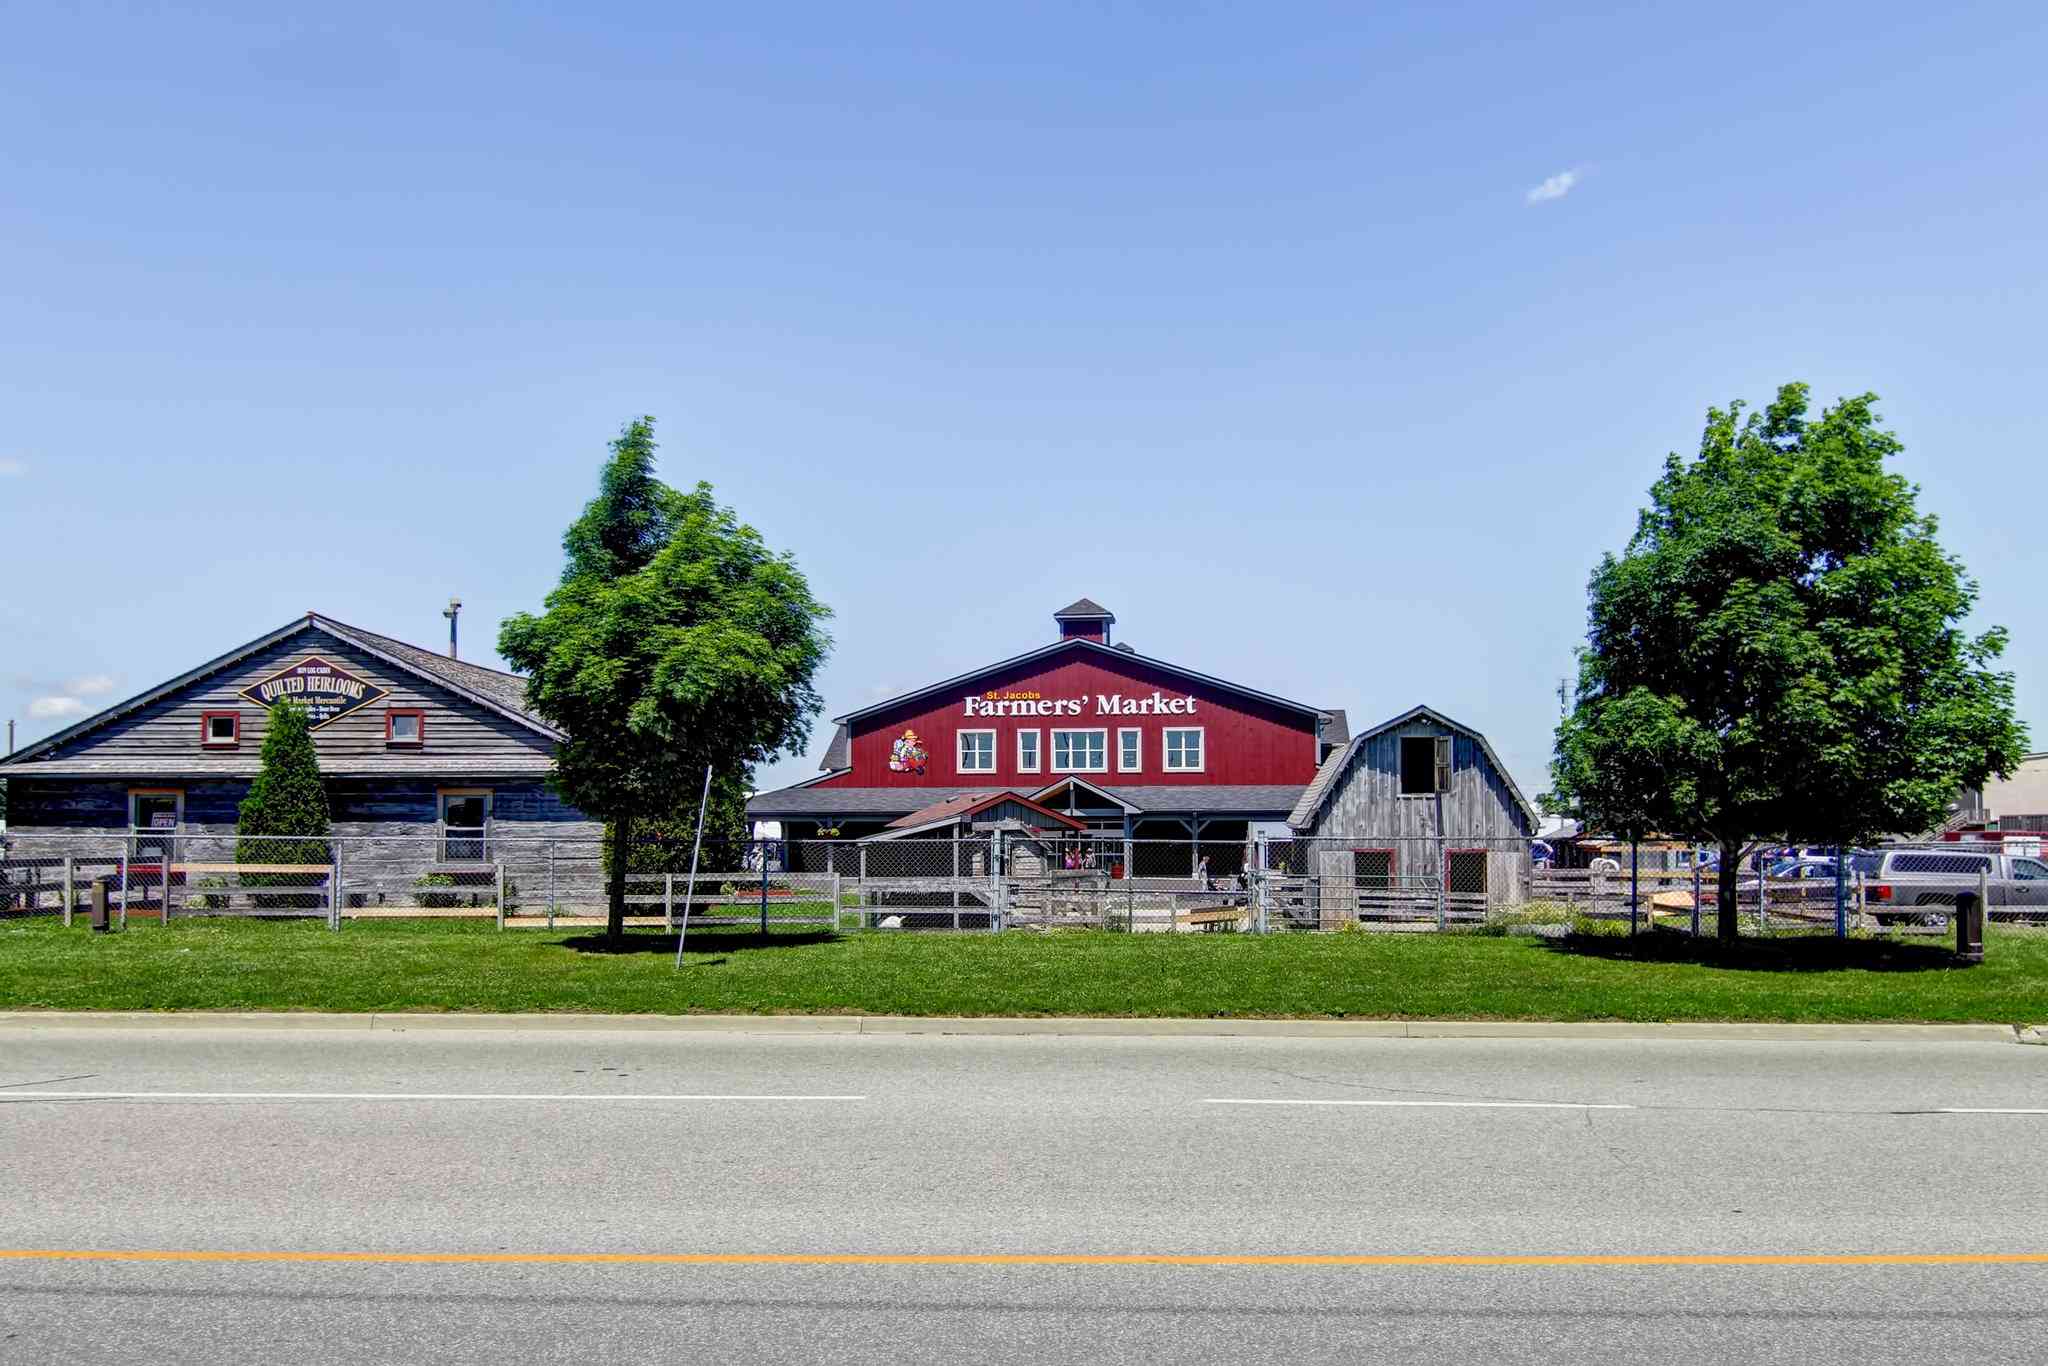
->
(500, 417), (831, 930)
(1550, 384), (2024, 932)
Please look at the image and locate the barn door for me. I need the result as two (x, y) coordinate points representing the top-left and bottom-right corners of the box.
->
(1445, 849), (1488, 920)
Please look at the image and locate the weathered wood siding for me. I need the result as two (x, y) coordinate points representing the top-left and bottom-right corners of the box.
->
(5, 778), (596, 843)
(1301, 720), (1533, 910)
(37, 626), (552, 771)
(969, 799), (1074, 832)
(1, 620), (598, 844)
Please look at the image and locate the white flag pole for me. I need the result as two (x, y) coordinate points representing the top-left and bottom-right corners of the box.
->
(673, 765), (715, 970)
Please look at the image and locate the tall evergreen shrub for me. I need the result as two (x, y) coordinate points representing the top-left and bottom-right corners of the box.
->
(236, 699), (332, 905)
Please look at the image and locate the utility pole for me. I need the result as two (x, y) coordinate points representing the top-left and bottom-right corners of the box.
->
(443, 597), (462, 659)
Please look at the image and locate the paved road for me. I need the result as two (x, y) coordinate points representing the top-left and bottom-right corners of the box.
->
(2, 1023), (2045, 1363)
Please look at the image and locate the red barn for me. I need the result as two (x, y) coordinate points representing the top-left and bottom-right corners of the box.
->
(747, 599), (1347, 874)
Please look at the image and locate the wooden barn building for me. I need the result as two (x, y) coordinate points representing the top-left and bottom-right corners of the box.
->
(747, 599), (1349, 876)
(0, 612), (596, 857)
(1285, 704), (1539, 908)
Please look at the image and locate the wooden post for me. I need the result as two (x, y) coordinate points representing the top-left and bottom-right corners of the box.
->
(63, 855), (74, 929)
(1757, 850), (1768, 934)
(759, 844), (770, 937)
(952, 829), (961, 931)
(547, 842), (557, 929)
(494, 861), (506, 930)
(118, 855), (129, 931)
(330, 844), (344, 931)
(1629, 838), (1639, 936)
(831, 871), (842, 932)
(991, 829), (1004, 932)
(664, 873), (674, 931)
(1691, 854), (1702, 937)
(1833, 844), (1848, 939)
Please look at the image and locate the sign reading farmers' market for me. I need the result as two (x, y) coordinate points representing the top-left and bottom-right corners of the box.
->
(238, 656), (389, 729)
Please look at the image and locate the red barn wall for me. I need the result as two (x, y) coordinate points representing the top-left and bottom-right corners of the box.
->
(817, 647), (1319, 790)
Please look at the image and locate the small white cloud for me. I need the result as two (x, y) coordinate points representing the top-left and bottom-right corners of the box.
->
(28, 696), (87, 720)
(1526, 169), (1580, 204)
(0, 458), (26, 477)
(69, 674), (116, 697)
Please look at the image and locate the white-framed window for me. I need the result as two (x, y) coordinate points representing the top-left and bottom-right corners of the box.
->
(958, 729), (997, 773)
(200, 711), (240, 747)
(1016, 729), (1041, 774)
(1051, 728), (1107, 773)
(1117, 727), (1142, 773)
(1163, 727), (1205, 772)
(438, 789), (493, 862)
(128, 788), (184, 861)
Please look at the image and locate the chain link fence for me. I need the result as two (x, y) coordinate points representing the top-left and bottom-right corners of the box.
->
(6, 829), (2039, 936)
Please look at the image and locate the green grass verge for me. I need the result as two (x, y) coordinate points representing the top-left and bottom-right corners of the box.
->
(2, 918), (2044, 1023)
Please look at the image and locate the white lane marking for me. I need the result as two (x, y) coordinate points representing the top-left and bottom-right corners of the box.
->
(1204, 1098), (1634, 1110)
(0, 1091), (865, 1103)
(1932, 1108), (2048, 1115)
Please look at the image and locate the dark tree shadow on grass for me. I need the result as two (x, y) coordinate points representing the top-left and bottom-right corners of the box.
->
(557, 930), (842, 957)
(1540, 928), (1969, 974)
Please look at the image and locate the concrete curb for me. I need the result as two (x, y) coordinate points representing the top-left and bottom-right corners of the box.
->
(0, 1011), (2033, 1043)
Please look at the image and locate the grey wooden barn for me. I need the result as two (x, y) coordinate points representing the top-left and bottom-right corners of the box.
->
(0, 611), (597, 858)
(1285, 704), (1539, 915)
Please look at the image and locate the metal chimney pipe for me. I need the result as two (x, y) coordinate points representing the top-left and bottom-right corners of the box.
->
(443, 597), (462, 659)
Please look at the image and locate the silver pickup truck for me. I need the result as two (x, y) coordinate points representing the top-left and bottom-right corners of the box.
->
(1851, 847), (2048, 925)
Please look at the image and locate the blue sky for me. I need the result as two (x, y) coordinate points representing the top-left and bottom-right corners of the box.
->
(3, 1), (2044, 800)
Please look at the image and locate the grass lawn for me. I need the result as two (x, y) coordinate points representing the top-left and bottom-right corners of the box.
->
(1, 918), (2045, 1023)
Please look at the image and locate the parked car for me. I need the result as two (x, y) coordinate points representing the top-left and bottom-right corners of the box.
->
(1703, 856), (1848, 915)
(1850, 847), (2048, 926)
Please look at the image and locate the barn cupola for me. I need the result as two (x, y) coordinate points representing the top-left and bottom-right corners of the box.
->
(1053, 597), (1115, 645)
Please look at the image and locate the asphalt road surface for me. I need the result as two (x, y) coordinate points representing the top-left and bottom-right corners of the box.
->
(3, 1022), (2045, 1364)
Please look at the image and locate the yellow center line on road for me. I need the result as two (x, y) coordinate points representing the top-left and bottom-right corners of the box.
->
(3, 1250), (2047, 1268)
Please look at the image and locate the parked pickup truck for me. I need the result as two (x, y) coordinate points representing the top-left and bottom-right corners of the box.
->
(1849, 848), (2048, 926)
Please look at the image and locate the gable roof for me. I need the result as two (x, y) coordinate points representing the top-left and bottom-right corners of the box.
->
(831, 636), (1322, 726)
(315, 615), (545, 730)
(0, 612), (560, 769)
(1027, 775), (1144, 813)
(871, 790), (1089, 840)
(818, 723), (850, 771)
(1053, 597), (1114, 620)
(1286, 704), (1539, 831)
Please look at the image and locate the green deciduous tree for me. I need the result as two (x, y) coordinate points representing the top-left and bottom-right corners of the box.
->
(236, 699), (333, 904)
(500, 417), (832, 938)
(1549, 384), (2026, 939)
